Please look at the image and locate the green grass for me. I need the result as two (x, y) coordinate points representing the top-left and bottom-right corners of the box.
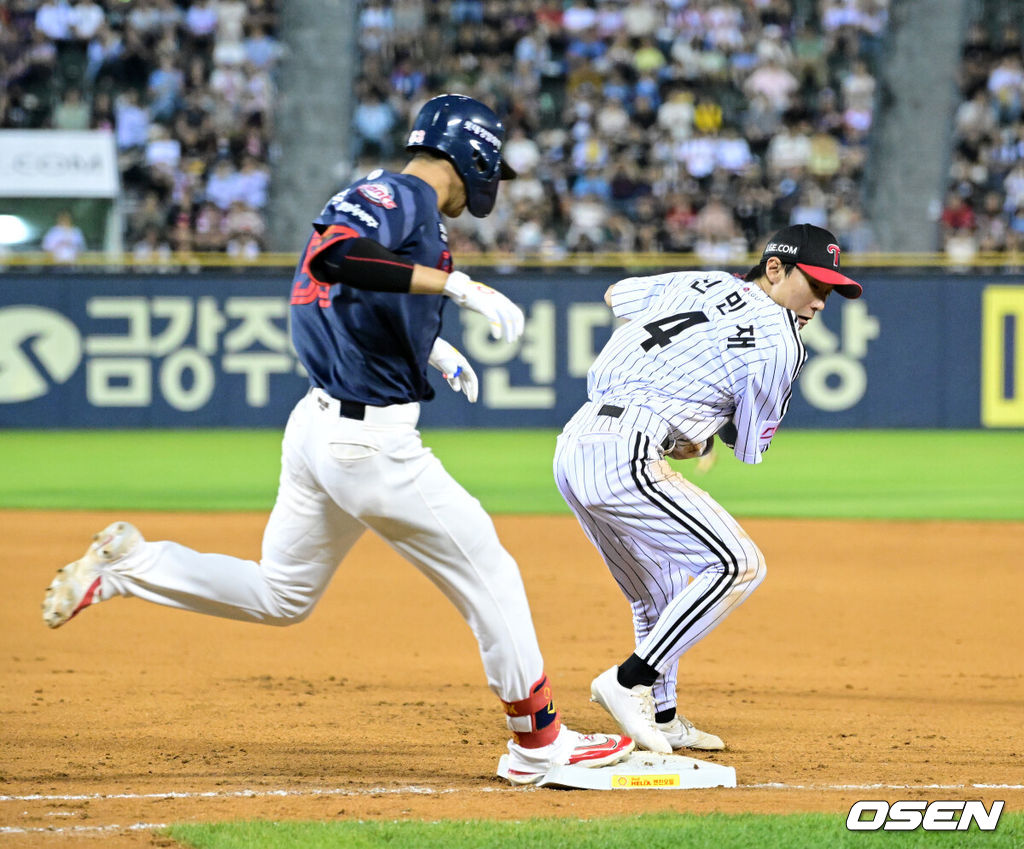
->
(168, 812), (1023, 849)
(2, 429), (1022, 519)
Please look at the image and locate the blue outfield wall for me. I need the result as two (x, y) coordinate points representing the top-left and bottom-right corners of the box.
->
(0, 270), (1021, 429)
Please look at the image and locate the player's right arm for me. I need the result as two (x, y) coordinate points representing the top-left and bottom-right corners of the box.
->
(308, 235), (451, 294)
(604, 273), (675, 319)
(605, 271), (722, 319)
(300, 186), (523, 342)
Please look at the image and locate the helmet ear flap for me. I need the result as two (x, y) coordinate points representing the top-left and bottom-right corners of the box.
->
(470, 141), (496, 176)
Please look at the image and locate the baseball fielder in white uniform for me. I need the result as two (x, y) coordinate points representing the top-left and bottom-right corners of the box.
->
(554, 224), (863, 753)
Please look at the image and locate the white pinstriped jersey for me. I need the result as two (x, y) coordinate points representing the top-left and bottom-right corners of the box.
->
(585, 270), (807, 464)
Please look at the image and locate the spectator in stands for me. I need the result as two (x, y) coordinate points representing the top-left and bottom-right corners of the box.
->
(147, 53), (184, 124)
(193, 200), (227, 252)
(132, 224), (173, 270)
(5, 28), (57, 92)
(987, 52), (1023, 124)
(359, 0), (395, 55)
(115, 88), (150, 151)
(234, 153), (269, 209)
(214, 0), (248, 53)
(243, 22), (282, 71)
(83, 23), (122, 88)
(224, 198), (265, 244)
(34, 0), (74, 44)
(353, 88), (398, 160)
(743, 55), (799, 115)
(69, 0), (104, 43)
(52, 85), (90, 130)
(89, 88), (115, 131)
(657, 87), (695, 142)
(129, 190), (168, 243)
(144, 122), (182, 191)
(184, 0), (217, 53)
(204, 157), (239, 211)
(766, 119), (812, 177)
(940, 189), (976, 234)
(42, 210), (86, 263)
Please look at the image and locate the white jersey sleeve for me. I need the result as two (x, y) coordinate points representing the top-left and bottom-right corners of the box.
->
(608, 273), (678, 320)
(587, 270), (806, 464)
(727, 311), (805, 463)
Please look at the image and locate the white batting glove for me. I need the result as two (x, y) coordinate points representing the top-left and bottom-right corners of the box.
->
(428, 337), (478, 403)
(442, 270), (525, 344)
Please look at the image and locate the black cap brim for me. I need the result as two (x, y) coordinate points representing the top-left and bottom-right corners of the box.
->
(499, 159), (517, 180)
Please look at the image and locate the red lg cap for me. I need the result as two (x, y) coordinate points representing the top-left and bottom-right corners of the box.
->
(761, 223), (863, 299)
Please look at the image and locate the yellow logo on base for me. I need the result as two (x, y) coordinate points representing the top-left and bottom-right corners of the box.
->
(611, 774), (681, 789)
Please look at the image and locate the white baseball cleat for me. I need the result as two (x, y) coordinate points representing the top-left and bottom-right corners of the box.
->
(590, 666), (672, 754)
(657, 715), (725, 751)
(42, 522), (142, 629)
(505, 725), (634, 785)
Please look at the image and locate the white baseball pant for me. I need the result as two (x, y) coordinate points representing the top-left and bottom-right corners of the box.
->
(554, 417), (766, 714)
(98, 388), (545, 703)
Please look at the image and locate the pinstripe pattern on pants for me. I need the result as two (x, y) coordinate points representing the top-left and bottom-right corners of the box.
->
(554, 425), (766, 714)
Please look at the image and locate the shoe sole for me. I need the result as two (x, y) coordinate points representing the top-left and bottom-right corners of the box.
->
(506, 735), (635, 785)
(42, 522), (141, 629)
(668, 734), (725, 751)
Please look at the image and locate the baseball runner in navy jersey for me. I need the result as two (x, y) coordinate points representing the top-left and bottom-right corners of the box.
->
(41, 94), (632, 784)
(554, 224), (863, 753)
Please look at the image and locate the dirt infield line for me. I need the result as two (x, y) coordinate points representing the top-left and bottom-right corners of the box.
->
(1, 824), (167, 836)
(4, 781), (1023, 806)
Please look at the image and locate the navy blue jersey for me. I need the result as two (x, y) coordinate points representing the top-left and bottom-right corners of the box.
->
(289, 169), (454, 405)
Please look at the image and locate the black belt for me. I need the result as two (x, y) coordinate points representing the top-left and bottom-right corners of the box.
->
(338, 400), (366, 420)
(597, 404), (672, 451)
(310, 388), (367, 420)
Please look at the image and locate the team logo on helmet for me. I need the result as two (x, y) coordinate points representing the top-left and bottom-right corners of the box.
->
(357, 183), (398, 209)
(408, 130), (426, 145)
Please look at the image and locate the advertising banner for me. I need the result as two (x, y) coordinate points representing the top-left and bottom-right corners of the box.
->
(0, 131), (120, 198)
(0, 271), (1019, 429)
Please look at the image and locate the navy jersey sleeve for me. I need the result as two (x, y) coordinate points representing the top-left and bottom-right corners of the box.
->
(305, 178), (417, 283)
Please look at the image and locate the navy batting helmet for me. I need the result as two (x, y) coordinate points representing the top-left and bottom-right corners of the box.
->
(406, 94), (516, 218)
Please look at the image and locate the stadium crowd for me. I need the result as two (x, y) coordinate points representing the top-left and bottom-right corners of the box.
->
(1, 0), (280, 259)
(2, 0), (891, 260)
(353, 0), (888, 259)
(943, 14), (1024, 262)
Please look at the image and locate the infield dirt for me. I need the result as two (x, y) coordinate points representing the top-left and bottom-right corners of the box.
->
(2, 511), (1022, 847)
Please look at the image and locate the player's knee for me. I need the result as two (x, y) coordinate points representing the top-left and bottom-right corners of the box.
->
(735, 539), (767, 590)
(262, 587), (318, 626)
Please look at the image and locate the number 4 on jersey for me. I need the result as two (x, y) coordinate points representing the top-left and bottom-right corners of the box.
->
(641, 311), (709, 351)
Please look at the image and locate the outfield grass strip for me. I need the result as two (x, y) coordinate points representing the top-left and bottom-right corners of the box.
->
(3, 429), (1023, 519)
(167, 811), (1024, 849)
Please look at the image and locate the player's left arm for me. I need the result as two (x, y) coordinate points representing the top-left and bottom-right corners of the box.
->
(729, 319), (805, 464)
(427, 337), (478, 403)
